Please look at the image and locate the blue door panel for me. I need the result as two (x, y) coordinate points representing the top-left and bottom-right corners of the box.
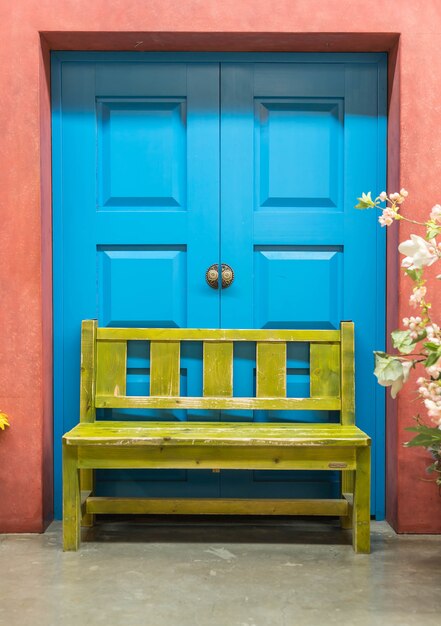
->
(220, 61), (386, 512)
(52, 59), (222, 517)
(98, 246), (188, 327)
(253, 246), (343, 329)
(53, 53), (386, 518)
(97, 98), (187, 209)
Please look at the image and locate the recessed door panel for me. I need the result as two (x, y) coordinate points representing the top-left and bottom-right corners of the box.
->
(98, 246), (187, 327)
(255, 99), (343, 209)
(97, 98), (187, 209)
(254, 246), (343, 329)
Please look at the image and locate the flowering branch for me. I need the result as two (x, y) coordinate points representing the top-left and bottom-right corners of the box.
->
(355, 189), (441, 486)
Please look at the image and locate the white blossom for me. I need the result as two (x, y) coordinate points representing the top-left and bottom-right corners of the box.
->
(430, 204), (441, 222)
(390, 361), (413, 399)
(398, 235), (438, 269)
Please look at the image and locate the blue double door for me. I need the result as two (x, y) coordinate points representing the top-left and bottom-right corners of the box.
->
(53, 53), (386, 517)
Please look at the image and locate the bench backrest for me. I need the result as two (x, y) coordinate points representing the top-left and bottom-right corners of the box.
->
(79, 321), (355, 425)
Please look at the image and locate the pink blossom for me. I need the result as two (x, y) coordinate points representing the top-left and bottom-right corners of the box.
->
(379, 214), (393, 227)
(378, 207), (396, 227)
(379, 191), (387, 202)
(400, 188), (409, 197)
(409, 286), (427, 307)
(388, 191), (405, 204)
(425, 324), (441, 346)
(407, 316), (422, 330)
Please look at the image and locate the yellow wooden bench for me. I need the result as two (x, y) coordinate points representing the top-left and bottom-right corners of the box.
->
(63, 320), (371, 552)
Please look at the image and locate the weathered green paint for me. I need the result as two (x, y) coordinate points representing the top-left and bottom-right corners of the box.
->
(256, 342), (287, 398)
(79, 320), (97, 528)
(76, 445), (357, 470)
(96, 340), (127, 397)
(203, 341), (233, 396)
(64, 421), (369, 447)
(62, 442), (81, 551)
(310, 342), (340, 398)
(95, 395), (341, 411)
(353, 446), (371, 553)
(340, 470), (355, 530)
(150, 341), (180, 396)
(62, 320), (371, 552)
(79, 319), (97, 423)
(97, 328), (341, 342)
(340, 321), (355, 426)
(86, 497), (349, 516)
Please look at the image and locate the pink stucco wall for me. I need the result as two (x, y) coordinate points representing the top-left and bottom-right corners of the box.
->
(1, 0), (441, 533)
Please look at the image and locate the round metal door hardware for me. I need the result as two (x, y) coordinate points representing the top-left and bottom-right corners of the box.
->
(206, 264), (219, 289)
(206, 264), (235, 289)
(221, 264), (234, 289)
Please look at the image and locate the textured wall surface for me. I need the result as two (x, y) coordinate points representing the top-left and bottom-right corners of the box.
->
(0, 0), (441, 532)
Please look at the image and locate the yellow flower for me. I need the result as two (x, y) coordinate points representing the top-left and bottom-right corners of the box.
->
(0, 412), (10, 430)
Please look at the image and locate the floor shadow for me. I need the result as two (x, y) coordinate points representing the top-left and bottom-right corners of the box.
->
(83, 515), (352, 546)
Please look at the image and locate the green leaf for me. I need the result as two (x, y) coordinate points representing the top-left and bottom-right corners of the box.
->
(391, 329), (417, 355)
(373, 352), (404, 384)
(405, 424), (441, 436)
(405, 433), (440, 447)
(426, 225), (441, 240)
(405, 268), (423, 282)
(424, 342), (440, 351)
(425, 348), (441, 367)
(404, 424), (441, 447)
(355, 191), (377, 209)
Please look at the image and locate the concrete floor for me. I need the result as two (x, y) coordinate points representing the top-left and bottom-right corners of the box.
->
(1, 519), (441, 626)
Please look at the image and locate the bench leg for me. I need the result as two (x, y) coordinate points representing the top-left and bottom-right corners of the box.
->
(352, 447), (371, 554)
(80, 469), (95, 528)
(63, 442), (81, 551)
(340, 469), (354, 530)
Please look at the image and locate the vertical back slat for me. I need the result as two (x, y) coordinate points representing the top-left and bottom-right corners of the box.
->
(203, 341), (233, 397)
(150, 341), (180, 396)
(256, 342), (287, 398)
(310, 343), (341, 398)
(96, 340), (127, 398)
(340, 322), (355, 425)
(80, 319), (97, 422)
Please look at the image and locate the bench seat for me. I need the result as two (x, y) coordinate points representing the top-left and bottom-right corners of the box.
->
(64, 421), (370, 447)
